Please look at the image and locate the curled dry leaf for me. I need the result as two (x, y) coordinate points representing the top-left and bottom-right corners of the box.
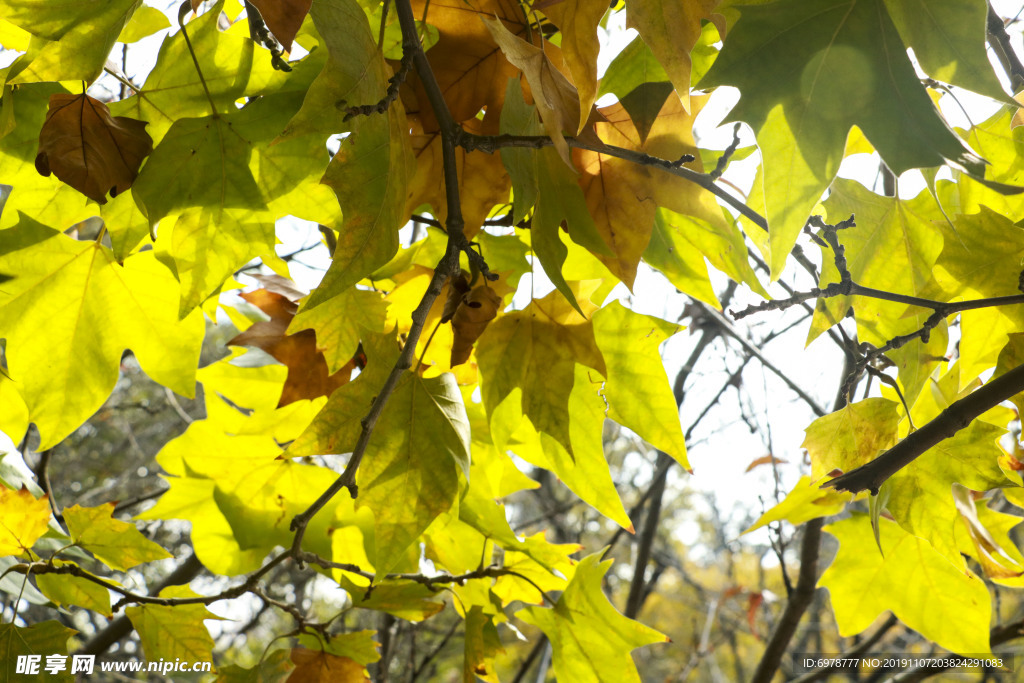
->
(450, 283), (503, 366)
(482, 15), (580, 167)
(34, 93), (152, 204)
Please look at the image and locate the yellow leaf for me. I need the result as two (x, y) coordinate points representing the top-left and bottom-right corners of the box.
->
(821, 515), (992, 656)
(64, 503), (171, 572)
(744, 475), (850, 534)
(541, 0), (609, 131)
(0, 486), (50, 557)
(483, 16), (580, 167)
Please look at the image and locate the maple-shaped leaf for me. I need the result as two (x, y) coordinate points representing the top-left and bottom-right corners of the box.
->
(744, 475), (850, 534)
(126, 585), (218, 663)
(229, 288), (355, 407)
(701, 0), (986, 277)
(821, 514), (992, 656)
(0, 621), (77, 682)
(248, 0), (311, 52)
(803, 398), (901, 479)
(288, 648), (369, 682)
(576, 97), (722, 287)
(625, 0), (723, 113)
(540, 0), (608, 131)
(0, 485), (50, 557)
(484, 16), (580, 166)
(592, 302), (688, 468)
(281, 0), (414, 310)
(499, 79), (607, 312)
(109, 0), (303, 137)
(287, 287), (389, 375)
(476, 284), (606, 455)
(2, 0), (137, 83)
(34, 94), (152, 204)
(517, 554), (667, 682)
(0, 216), (204, 450)
(405, 0), (527, 127)
(64, 503), (172, 571)
(35, 559), (113, 617)
(598, 36), (674, 145)
(356, 372), (472, 573)
(464, 605), (504, 683)
(491, 364), (633, 529)
(405, 116), (512, 238)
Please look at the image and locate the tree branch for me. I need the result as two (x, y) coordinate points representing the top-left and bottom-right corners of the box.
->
(825, 361), (1024, 494)
(288, 0), (494, 554)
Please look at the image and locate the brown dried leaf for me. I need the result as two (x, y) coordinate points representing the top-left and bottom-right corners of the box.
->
(35, 93), (152, 204)
(441, 273), (471, 323)
(288, 648), (369, 682)
(450, 284), (502, 366)
(229, 289), (354, 407)
(249, 0), (311, 52)
(483, 16), (580, 167)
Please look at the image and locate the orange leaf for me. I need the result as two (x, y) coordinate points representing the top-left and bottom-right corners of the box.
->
(229, 288), (355, 407)
(406, 117), (512, 237)
(575, 97), (720, 287)
(405, 0), (527, 127)
(483, 15), (580, 167)
(746, 592), (764, 639)
(249, 0), (312, 52)
(35, 94), (152, 204)
(745, 455), (788, 473)
(450, 283), (503, 366)
(288, 648), (369, 682)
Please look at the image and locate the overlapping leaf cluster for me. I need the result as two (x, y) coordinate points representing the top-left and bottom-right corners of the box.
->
(3, 0), (1024, 677)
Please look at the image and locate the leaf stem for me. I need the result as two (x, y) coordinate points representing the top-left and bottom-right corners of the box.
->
(177, 1), (218, 117)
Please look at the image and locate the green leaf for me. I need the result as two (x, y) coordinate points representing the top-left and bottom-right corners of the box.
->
(297, 630), (381, 665)
(592, 302), (688, 468)
(489, 365), (632, 529)
(0, 621), (76, 682)
(3, 0), (138, 83)
(464, 605), (504, 683)
(886, 418), (1011, 567)
(812, 180), (944, 339)
(701, 0), (983, 276)
(35, 561), (113, 617)
(599, 36), (671, 104)
(883, 0), (1009, 102)
(477, 286), (606, 455)
(744, 475), (850, 533)
(336, 575), (445, 621)
(278, 0), (414, 310)
(821, 514), (992, 656)
(287, 287), (390, 374)
(117, 4), (170, 43)
(356, 372), (471, 574)
(0, 217), (203, 449)
(499, 79), (604, 313)
(624, 0), (720, 113)
(931, 208), (1024, 384)
(645, 208), (768, 299)
(126, 585), (217, 663)
(108, 1), (303, 137)
(63, 503), (171, 571)
(517, 554), (667, 683)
